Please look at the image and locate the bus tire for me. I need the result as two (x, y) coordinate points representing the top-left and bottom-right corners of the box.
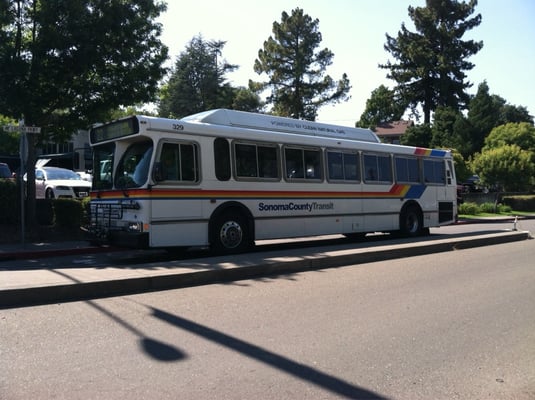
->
(210, 212), (251, 254)
(399, 205), (423, 237)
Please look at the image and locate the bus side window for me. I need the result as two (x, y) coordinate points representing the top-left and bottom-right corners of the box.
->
(180, 144), (196, 181)
(364, 154), (378, 182)
(364, 153), (392, 183)
(160, 144), (178, 180)
(395, 156), (420, 183)
(423, 159), (445, 184)
(214, 138), (231, 181)
(285, 148), (304, 179)
(258, 145), (278, 179)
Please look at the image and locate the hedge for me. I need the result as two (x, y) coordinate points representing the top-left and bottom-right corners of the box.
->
(0, 180), (87, 227)
(502, 195), (535, 212)
(0, 179), (18, 224)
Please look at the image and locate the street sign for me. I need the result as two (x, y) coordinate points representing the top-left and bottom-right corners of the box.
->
(1, 125), (41, 133)
(22, 126), (41, 133)
(2, 125), (19, 132)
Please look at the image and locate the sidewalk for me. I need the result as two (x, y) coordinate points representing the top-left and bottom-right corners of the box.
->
(0, 227), (531, 309)
(0, 240), (122, 261)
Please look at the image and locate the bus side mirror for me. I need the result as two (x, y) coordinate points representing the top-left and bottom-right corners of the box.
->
(153, 162), (164, 182)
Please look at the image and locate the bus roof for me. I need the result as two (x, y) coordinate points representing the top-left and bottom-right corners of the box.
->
(182, 109), (381, 143)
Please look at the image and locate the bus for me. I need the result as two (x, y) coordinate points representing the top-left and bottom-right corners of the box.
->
(88, 109), (457, 253)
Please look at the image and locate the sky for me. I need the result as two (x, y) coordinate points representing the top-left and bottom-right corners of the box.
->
(157, 0), (535, 127)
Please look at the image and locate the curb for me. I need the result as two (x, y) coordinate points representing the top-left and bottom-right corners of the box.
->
(0, 230), (530, 309)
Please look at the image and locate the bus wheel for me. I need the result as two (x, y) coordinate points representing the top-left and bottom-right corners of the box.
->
(211, 213), (251, 254)
(399, 205), (422, 237)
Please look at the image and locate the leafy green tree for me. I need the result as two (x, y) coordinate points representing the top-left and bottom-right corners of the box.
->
(108, 106), (158, 121)
(356, 85), (406, 129)
(451, 149), (471, 183)
(471, 145), (534, 191)
(483, 123), (535, 152)
(381, 0), (483, 124)
(0, 115), (18, 154)
(251, 7), (350, 120)
(0, 0), (168, 225)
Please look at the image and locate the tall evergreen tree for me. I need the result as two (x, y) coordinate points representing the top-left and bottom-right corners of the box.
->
(159, 35), (260, 118)
(251, 8), (350, 121)
(467, 81), (502, 153)
(0, 0), (168, 225)
(381, 0), (483, 123)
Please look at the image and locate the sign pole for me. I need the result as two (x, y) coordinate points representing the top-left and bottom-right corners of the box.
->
(19, 119), (26, 248)
(1, 122), (39, 248)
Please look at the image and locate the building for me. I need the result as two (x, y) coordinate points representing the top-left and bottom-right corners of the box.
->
(39, 130), (92, 172)
(374, 120), (414, 144)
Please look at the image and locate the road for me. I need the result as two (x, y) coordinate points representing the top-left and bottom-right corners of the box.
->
(1, 222), (534, 399)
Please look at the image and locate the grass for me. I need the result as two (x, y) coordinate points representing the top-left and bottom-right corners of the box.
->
(458, 210), (535, 219)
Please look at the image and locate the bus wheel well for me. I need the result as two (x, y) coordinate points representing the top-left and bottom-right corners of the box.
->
(399, 201), (424, 237)
(209, 202), (255, 253)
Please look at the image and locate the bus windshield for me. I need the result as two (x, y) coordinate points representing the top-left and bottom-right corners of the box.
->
(114, 140), (153, 189)
(92, 143), (115, 190)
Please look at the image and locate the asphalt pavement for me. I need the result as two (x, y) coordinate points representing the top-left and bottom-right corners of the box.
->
(0, 218), (531, 309)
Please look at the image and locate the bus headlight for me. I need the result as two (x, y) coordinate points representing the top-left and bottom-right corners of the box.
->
(127, 221), (143, 232)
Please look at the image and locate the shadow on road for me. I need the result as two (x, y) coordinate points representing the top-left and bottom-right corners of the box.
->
(147, 305), (389, 400)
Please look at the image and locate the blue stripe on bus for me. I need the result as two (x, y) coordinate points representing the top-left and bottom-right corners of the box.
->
(430, 149), (448, 157)
(404, 185), (426, 199)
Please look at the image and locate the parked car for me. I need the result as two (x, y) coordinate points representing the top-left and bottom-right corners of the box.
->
(0, 162), (13, 179)
(461, 174), (488, 193)
(26, 166), (91, 199)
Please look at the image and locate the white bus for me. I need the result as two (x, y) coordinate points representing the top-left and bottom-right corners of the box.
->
(88, 109), (457, 253)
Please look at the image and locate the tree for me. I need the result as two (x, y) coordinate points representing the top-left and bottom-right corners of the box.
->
(0, 0), (168, 225)
(0, 115), (18, 155)
(381, 0), (483, 123)
(483, 123), (535, 153)
(400, 123), (433, 148)
(471, 145), (534, 191)
(451, 149), (471, 183)
(251, 7), (350, 121)
(430, 106), (473, 154)
(499, 104), (533, 125)
(468, 81), (534, 154)
(467, 81), (504, 153)
(231, 87), (263, 112)
(158, 35), (256, 118)
(356, 85), (406, 129)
